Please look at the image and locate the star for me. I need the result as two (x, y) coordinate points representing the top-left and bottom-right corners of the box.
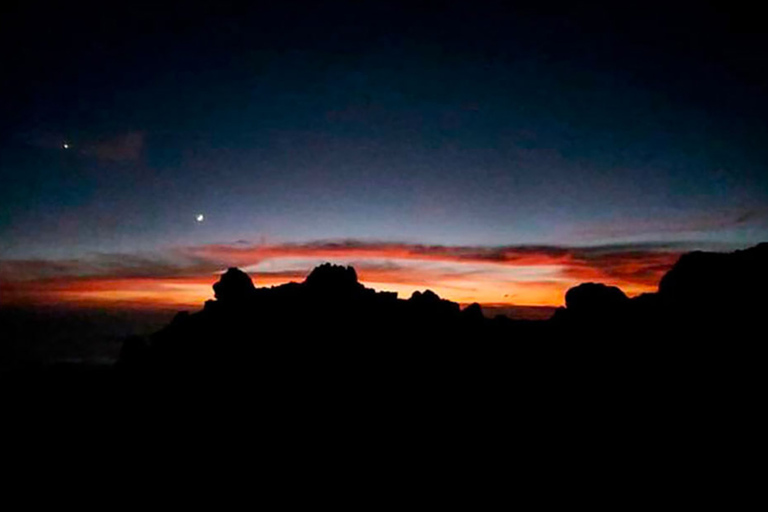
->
(196, 213), (205, 223)
(62, 142), (70, 149)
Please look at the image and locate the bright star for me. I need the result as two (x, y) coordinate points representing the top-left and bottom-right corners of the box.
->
(196, 213), (205, 222)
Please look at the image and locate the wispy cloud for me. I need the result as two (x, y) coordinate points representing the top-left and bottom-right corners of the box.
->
(187, 240), (687, 287)
(80, 132), (145, 162)
(577, 207), (768, 240)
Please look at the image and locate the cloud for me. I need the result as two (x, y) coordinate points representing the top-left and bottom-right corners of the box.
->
(0, 239), (701, 308)
(80, 132), (145, 162)
(0, 250), (215, 281)
(21, 130), (146, 162)
(577, 207), (768, 240)
(187, 240), (687, 286)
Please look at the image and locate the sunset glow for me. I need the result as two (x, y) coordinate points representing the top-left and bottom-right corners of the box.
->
(0, 241), (682, 310)
(3, 5), (766, 320)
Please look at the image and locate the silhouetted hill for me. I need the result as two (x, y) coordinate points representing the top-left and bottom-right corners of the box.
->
(6, 242), (765, 472)
(549, 242), (768, 342)
(565, 283), (629, 313)
(658, 242), (768, 317)
(111, 243), (768, 377)
(116, 263), (493, 376)
(213, 267), (256, 303)
(305, 262), (362, 292)
(4, 243), (765, 387)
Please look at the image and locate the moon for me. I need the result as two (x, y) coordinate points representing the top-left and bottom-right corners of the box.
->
(196, 213), (205, 223)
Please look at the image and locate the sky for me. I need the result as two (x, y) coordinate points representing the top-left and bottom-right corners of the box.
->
(1, 2), (767, 311)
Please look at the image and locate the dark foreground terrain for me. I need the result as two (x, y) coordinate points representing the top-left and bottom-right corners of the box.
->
(3, 245), (764, 489)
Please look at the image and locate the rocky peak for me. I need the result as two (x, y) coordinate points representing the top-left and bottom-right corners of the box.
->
(565, 282), (629, 313)
(213, 267), (256, 303)
(304, 263), (361, 292)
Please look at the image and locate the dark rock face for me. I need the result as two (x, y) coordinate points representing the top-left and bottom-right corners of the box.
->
(213, 268), (256, 303)
(565, 283), (629, 314)
(461, 303), (485, 323)
(305, 263), (361, 292)
(409, 289), (459, 313)
(658, 243), (768, 316)
(556, 283), (631, 334)
(410, 290), (439, 303)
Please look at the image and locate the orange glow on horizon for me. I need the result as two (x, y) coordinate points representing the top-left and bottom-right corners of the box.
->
(0, 241), (678, 310)
(1, 266), (660, 310)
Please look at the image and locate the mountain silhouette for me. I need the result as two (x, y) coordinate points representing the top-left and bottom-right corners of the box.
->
(109, 244), (768, 372)
(565, 283), (629, 313)
(5, 241), (764, 468)
(2, 243), (765, 386)
(658, 242), (768, 317)
(304, 263), (362, 292)
(213, 267), (256, 303)
(546, 242), (768, 344)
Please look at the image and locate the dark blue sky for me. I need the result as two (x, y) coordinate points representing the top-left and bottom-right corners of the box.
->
(2, 2), (767, 261)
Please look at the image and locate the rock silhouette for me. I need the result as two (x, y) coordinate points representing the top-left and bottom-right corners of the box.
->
(550, 242), (768, 343)
(565, 283), (629, 314)
(122, 263), (479, 375)
(658, 242), (768, 317)
(213, 267), (256, 303)
(305, 263), (362, 293)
